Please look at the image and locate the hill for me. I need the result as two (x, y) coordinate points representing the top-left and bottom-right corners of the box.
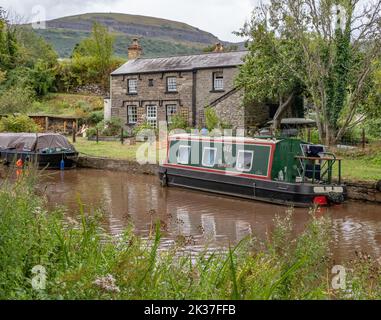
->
(30, 12), (244, 58)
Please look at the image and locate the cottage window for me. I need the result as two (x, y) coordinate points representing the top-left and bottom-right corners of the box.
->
(167, 77), (177, 92)
(128, 106), (137, 124)
(148, 79), (154, 87)
(166, 105), (177, 124)
(202, 147), (217, 167)
(236, 150), (254, 172)
(146, 105), (157, 128)
(128, 79), (138, 94)
(213, 72), (224, 91)
(177, 145), (191, 164)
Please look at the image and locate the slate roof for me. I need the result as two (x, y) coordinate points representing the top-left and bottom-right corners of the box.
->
(111, 51), (247, 75)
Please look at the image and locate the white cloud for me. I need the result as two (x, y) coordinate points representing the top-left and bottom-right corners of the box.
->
(0, 0), (256, 41)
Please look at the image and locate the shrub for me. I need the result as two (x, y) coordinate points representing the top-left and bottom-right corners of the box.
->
(0, 86), (35, 114)
(204, 107), (219, 131)
(132, 122), (155, 137)
(87, 111), (104, 125)
(76, 100), (92, 113)
(92, 117), (123, 137)
(0, 69), (6, 84)
(0, 115), (42, 133)
(168, 114), (188, 131)
(86, 127), (97, 138)
(29, 59), (57, 96)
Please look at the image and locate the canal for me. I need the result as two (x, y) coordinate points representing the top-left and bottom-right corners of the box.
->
(31, 168), (381, 263)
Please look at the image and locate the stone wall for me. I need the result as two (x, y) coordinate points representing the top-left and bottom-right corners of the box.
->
(77, 156), (159, 175)
(194, 67), (239, 125)
(346, 181), (381, 203)
(212, 89), (245, 129)
(111, 71), (193, 134)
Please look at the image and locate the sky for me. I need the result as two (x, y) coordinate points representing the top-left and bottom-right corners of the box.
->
(0, 0), (258, 42)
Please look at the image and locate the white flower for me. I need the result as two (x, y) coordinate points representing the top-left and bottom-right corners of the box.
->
(93, 274), (120, 293)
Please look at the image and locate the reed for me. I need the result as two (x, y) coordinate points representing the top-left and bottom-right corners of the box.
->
(0, 171), (379, 300)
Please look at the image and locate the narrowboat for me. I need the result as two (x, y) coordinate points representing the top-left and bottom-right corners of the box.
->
(0, 133), (78, 169)
(159, 134), (346, 207)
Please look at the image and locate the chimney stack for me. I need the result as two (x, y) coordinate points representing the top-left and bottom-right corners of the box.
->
(213, 42), (224, 53)
(128, 38), (142, 60)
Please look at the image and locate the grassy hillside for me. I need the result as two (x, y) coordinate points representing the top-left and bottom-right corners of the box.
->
(35, 29), (202, 58)
(31, 12), (239, 58)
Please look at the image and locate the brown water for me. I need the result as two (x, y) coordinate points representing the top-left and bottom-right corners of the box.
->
(31, 168), (381, 262)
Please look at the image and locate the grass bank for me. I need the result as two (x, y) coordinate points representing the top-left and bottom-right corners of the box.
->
(72, 137), (141, 160)
(333, 142), (381, 181)
(31, 93), (104, 117)
(1, 171), (380, 299)
(71, 137), (164, 161)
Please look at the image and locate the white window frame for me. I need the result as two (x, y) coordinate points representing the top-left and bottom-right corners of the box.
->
(128, 79), (138, 94)
(127, 105), (137, 124)
(166, 105), (177, 124)
(177, 145), (191, 164)
(167, 77), (177, 92)
(236, 150), (254, 172)
(213, 72), (224, 91)
(202, 147), (217, 168)
(146, 105), (157, 128)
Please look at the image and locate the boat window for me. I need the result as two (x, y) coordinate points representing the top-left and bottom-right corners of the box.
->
(202, 147), (217, 167)
(236, 150), (254, 172)
(177, 145), (191, 164)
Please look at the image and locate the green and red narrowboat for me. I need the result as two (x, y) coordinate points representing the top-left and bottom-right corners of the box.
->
(159, 134), (346, 207)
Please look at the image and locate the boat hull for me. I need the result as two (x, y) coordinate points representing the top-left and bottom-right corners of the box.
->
(159, 166), (346, 207)
(0, 150), (78, 169)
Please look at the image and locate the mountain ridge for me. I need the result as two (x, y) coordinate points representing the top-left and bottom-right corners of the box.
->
(28, 12), (244, 58)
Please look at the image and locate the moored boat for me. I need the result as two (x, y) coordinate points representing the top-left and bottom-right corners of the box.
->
(159, 134), (346, 207)
(0, 133), (78, 169)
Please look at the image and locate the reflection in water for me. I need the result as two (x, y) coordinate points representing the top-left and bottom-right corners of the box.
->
(37, 169), (381, 262)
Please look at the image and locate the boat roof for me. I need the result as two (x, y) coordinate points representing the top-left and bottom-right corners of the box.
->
(0, 133), (74, 151)
(168, 133), (281, 144)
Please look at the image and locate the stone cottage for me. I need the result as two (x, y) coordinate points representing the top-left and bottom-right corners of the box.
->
(110, 39), (278, 133)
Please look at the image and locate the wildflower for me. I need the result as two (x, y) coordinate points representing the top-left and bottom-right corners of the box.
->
(93, 274), (120, 293)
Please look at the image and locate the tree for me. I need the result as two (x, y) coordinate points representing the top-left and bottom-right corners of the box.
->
(74, 23), (115, 89)
(0, 7), (18, 70)
(237, 0), (381, 144)
(16, 26), (58, 68)
(29, 59), (56, 96)
(235, 20), (303, 130)
(0, 8), (59, 98)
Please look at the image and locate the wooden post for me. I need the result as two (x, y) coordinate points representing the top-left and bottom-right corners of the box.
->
(96, 128), (99, 144)
(307, 127), (311, 143)
(362, 128), (365, 149)
(63, 120), (67, 134)
(45, 117), (49, 132)
(121, 128), (124, 145)
(72, 125), (76, 143)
